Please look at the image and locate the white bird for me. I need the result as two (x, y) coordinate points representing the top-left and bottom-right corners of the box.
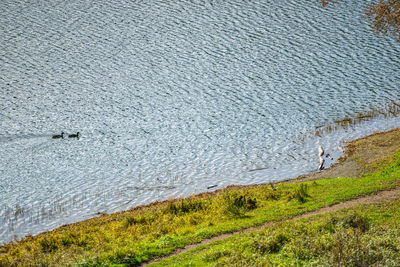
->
(318, 156), (325, 171)
(318, 145), (325, 171)
(319, 145), (334, 160)
(318, 145), (324, 157)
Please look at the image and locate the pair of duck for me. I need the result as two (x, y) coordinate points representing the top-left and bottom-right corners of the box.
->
(52, 132), (80, 139)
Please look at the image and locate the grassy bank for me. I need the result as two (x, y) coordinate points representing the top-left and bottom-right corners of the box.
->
(1, 129), (400, 266)
(154, 198), (400, 266)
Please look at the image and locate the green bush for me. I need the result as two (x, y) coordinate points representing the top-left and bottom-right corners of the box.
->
(341, 213), (370, 232)
(60, 234), (74, 247)
(289, 183), (310, 203)
(123, 213), (155, 228)
(324, 212), (370, 233)
(202, 250), (231, 262)
(164, 198), (210, 215)
(223, 192), (258, 218)
(39, 237), (59, 253)
(261, 184), (281, 200)
(124, 216), (137, 227)
(254, 232), (289, 254)
(326, 229), (380, 266)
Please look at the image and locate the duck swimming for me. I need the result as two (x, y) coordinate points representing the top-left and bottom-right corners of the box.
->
(52, 132), (64, 139)
(68, 132), (80, 138)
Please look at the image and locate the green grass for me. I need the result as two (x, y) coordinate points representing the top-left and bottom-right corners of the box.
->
(1, 151), (400, 266)
(154, 199), (400, 266)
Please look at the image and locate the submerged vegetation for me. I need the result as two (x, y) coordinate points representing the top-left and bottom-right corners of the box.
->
(1, 129), (400, 266)
(312, 102), (400, 137)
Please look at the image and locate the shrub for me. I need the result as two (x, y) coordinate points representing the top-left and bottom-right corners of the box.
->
(254, 232), (289, 254)
(123, 213), (156, 228)
(39, 237), (59, 253)
(202, 250), (231, 262)
(187, 213), (203, 225)
(164, 198), (210, 215)
(223, 192), (258, 218)
(325, 212), (370, 233)
(262, 187), (281, 201)
(124, 216), (137, 227)
(60, 234), (74, 247)
(342, 213), (370, 233)
(327, 229), (379, 266)
(288, 184), (310, 203)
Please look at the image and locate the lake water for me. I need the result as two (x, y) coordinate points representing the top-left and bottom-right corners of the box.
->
(0, 0), (399, 244)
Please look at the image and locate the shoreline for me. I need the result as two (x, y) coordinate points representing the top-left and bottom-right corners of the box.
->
(2, 128), (400, 266)
(1, 104), (400, 245)
(3, 128), (400, 245)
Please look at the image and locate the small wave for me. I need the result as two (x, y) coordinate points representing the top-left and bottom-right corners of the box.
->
(0, 134), (51, 143)
(126, 185), (177, 191)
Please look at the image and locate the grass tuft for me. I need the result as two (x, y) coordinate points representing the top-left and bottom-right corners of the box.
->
(39, 236), (59, 253)
(253, 232), (289, 254)
(341, 212), (370, 232)
(223, 191), (258, 218)
(288, 183), (310, 203)
(164, 198), (210, 215)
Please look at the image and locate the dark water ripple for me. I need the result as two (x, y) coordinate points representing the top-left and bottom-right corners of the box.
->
(0, 0), (399, 243)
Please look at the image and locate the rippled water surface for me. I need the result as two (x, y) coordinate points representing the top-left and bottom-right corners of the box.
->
(1, 0), (399, 244)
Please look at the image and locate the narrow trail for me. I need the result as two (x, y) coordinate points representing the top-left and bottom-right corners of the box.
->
(144, 186), (400, 266)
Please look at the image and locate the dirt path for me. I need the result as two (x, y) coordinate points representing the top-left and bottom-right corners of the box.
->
(144, 186), (400, 266)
